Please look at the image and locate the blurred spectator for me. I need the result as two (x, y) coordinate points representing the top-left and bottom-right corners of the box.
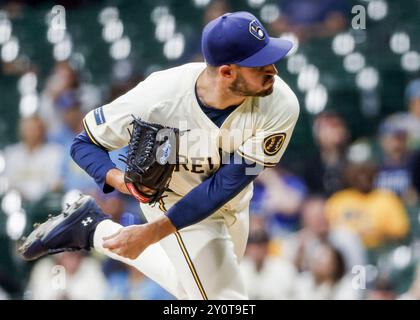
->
(95, 190), (143, 225)
(107, 74), (144, 104)
(398, 264), (420, 300)
(39, 62), (80, 137)
(48, 90), (84, 146)
(391, 79), (420, 150)
(27, 252), (107, 300)
(270, 0), (348, 41)
(283, 195), (366, 273)
(183, 0), (231, 63)
(1, 1), (23, 19)
(251, 167), (307, 234)
(42, 62), (79, 103)
(240, 229), (297, 299)
(293, 243), (359, 299)
(203, 0), (230, 24)
(3, 115), (63, 202)
(325, 159), (410, 250)
(366, 275), (396, 300)
(96, 191), (126, 222)
(104, 263), (174, 300)
(375, 115), (414, 203)
(48, 91), (97, 194)
(303, 111), (350, 196)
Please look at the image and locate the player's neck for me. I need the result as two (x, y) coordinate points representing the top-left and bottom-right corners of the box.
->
(196, 69), (246, 109)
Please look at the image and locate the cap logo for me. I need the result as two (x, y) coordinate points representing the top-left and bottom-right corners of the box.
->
(249, 20), (265, 40)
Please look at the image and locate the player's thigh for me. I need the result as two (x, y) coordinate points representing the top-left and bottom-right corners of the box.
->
(141, 204), (248, 300)
(226, 207), (250, 263)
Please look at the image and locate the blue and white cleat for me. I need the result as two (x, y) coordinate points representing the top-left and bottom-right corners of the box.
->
(18, 194), (110, 261)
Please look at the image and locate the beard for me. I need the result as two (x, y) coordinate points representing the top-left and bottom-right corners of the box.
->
(229, 73), (274, 97)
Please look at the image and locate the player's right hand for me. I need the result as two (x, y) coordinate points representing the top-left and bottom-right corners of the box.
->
(102, 215), (176, 259)
(105, 168), (130, 195)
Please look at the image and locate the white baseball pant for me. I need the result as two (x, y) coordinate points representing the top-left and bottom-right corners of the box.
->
(93, 200), (249, 299)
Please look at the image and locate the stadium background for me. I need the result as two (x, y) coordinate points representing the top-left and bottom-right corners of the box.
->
(0, 0), (420, 299)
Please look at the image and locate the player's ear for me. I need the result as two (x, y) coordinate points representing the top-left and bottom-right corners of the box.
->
(219, 65), (235, 79)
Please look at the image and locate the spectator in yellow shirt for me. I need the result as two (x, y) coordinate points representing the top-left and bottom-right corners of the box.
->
(325, 160), (409, 249)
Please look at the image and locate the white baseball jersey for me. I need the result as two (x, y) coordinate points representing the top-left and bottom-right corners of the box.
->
(83, 62), (299, 214)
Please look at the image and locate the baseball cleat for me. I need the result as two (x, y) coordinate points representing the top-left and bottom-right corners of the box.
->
(18, 194), (110, 261)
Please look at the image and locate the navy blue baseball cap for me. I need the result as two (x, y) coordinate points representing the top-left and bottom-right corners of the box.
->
(202, 11), (293, 67)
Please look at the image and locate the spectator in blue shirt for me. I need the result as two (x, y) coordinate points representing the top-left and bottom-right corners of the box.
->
(271, 0), (349, 41)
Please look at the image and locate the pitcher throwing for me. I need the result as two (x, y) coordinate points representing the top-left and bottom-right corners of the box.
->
(19, 11), (299, 300)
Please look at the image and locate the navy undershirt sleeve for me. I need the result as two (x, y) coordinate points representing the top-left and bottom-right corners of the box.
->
(70, 130), (116, 193)
(166, 153), (259, 230)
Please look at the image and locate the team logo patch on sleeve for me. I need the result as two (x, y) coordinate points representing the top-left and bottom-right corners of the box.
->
(94, 107), (106, 125)
(263, 133), (286, 156)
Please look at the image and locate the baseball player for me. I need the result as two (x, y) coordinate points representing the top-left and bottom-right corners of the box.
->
(19, 11), (299, 299)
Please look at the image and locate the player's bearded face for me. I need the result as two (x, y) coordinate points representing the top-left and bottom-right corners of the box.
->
(229, 65), (277, 97)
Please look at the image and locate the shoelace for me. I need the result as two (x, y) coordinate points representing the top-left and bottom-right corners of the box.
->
(119, 119), (158, 172)
(140, 130), (156, 166)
